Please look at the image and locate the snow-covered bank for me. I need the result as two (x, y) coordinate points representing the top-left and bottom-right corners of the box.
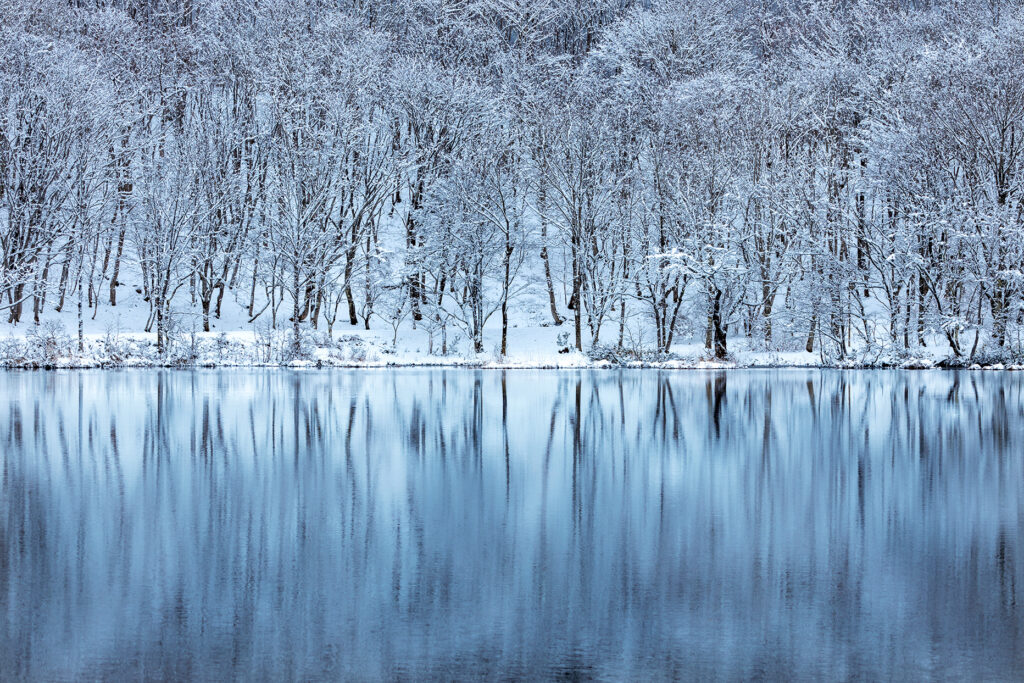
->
(2, 289), (1020, 370)
(3, 324), (1022, 371)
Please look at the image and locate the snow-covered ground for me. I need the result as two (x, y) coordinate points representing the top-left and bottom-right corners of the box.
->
(2, 314), (1019, 370)
(2, 271), (1020, 370)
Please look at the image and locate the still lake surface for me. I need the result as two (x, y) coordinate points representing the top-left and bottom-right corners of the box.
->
(1, 369), (1022, 680)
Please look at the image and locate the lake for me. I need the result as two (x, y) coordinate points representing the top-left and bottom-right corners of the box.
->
(1, 369), (1022, 680)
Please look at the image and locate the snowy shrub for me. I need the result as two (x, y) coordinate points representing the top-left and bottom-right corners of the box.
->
(0, 336), (28, 366)
(588, 343), (667, 364)
(968, 348), (1015, 367)
(214, 333), (231, 362)
(26, 321), (73, 364)
(556, 331), (572, 354)
(102, 323), (128, 363)
(336, 335), (372, 362)
(253, 322), (295, 363)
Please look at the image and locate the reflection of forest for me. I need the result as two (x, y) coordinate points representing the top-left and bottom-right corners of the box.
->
(1, 370), (1022, 680)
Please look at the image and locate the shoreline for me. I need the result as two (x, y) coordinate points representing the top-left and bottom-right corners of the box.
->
(3, 330), (1021, 371)
(4, 357), (1022, 371)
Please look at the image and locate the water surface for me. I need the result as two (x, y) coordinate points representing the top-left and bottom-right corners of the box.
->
(1, 369), (1022, 680)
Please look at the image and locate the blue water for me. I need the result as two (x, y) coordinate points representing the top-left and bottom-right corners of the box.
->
(1, 369), (1022, 680)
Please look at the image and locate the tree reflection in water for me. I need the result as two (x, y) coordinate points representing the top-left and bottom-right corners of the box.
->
(1, 369), (1022, 680)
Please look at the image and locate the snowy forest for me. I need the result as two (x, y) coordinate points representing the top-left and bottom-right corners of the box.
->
(2, 0), (1023, 364)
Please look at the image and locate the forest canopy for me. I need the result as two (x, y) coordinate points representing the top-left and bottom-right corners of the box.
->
(1, 0), (1023, 361)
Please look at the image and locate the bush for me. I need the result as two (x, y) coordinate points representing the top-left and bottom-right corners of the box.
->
(587, 343), (671, 364)
(253, 321), (294, 363)
(0, 336), (28, 366)
(26, 321), (73, 364)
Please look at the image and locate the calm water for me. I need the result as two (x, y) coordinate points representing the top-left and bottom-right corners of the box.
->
(1, 369), (1022, 680)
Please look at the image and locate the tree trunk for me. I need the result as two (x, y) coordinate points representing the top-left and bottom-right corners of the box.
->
(214, 281), (226, 320)
(501, 241), (512, 357)
(292, 263), (302, 357)
(571, 233), (583, 351)
(77, 273), (84, 353)
(9, 284), (24, 324)
(248, 257), (259, 318)
(109, 228), (126, 306)
(201, 294), (211, 332)
(345, 240), (359, 325)
(991, 281), (1010, 348)
(763, 284), (775, 345)
(538, 187), (563, 326)
(711, 286), (728, 359)
(56, 260), (71, 312)
(155, 296), (165, 356)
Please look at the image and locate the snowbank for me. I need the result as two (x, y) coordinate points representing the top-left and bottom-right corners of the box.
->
(2, 324), (1020, 371)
